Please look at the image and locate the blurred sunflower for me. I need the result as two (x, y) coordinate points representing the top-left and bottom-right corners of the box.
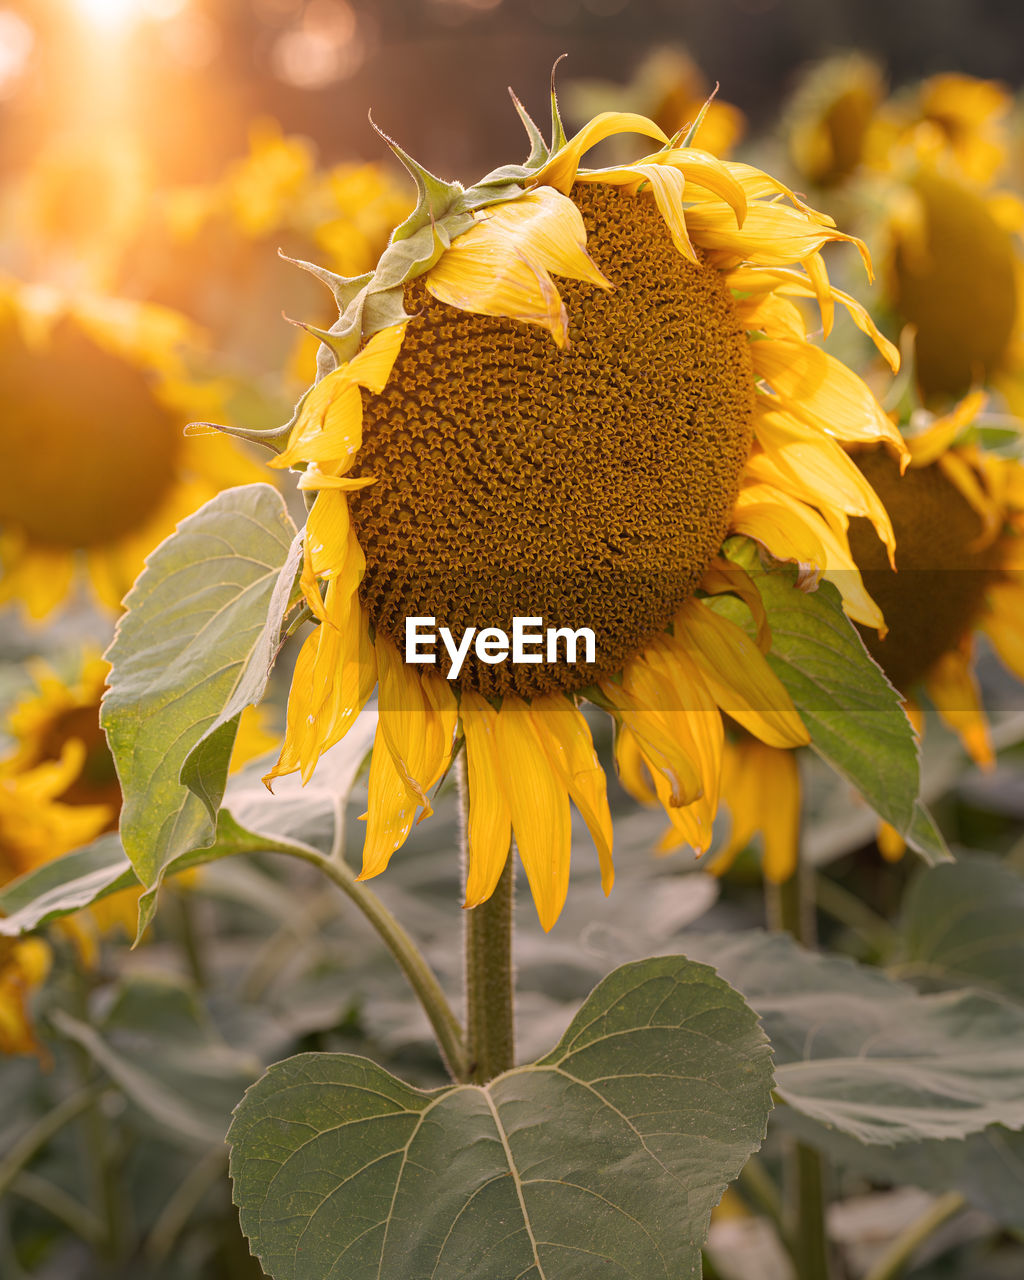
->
(786, 65), (1011, 191)
(242, 95), (905, 931)
(884, 166), (1024, 407)
(0, 654), (278, 953)
(0, 280), (264, 618)
(566, 49), (745, 161)
(0, 938), (51, 1058)
(677, 401), (1024, 879)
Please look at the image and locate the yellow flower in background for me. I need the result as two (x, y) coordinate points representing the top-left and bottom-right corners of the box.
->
(0, 655), (278, 953)
(0, 938), (51, 1058)
(885, 167), (1024, 406)
(786, 64), (1011, 191)
(849, 414), (1024, 775)
(0, 280), (264, 618)
(252, 97), (906, 931)
(786, 54), (886, 189)
(566, 49), (745, 161)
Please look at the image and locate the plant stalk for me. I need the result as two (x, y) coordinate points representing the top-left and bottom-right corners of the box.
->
(464, 854), (516, 1084)
(283, 846), (469, 1082)
(862, 1191), (966, 1280)
(770, 861), (832, 1280)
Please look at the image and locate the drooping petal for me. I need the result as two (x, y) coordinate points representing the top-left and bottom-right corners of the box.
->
(375, 637), (451, 813)
(530, 697), (614, 894)
(425, 187), (610, 346)
(982, 580), (1024, 681)
(675, 597), (809, 748)
(699, 556), (772, 651)
(924, 646), (994, 769)
(461, 691), (512, 909)
(530, 112), (668, 192)
(750, 341), (907, 458)
(358, 724), (419, 880)
(493, 696), (572, 932)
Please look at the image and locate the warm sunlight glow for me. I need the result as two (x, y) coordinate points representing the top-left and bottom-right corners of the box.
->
(70, 0), (186, 31)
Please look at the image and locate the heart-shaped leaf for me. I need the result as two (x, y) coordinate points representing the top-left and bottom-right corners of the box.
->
(229, 955), (773, 1280)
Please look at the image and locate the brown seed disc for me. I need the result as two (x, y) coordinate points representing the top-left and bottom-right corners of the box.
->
(849, 447), (998, 692)
(0, 313), (181, 548)
(348, 183), (757, 699)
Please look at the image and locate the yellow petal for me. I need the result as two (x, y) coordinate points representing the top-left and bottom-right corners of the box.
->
(751, 341), (906, 458)
(346, 322), (408, 394)
(425, 187), (610, 346)
(924, 647), (994, 769)
(272, 377), (363, 471)
(297, 471), (378, 492)
(657, 148), (747, 225)
(686, 202), (869, 273)
(530, 697), (614, 894)
(802, 251), (834, 337)
(358, 725), (419, 880)
(700, 555), (772, 651)
(756, 744), (801, 883)
(982, 580), (1024, 682)
(531, 111), (668, 193)
(752, 407), (896, 564)
(675, 598), (809, 748)
(494, 696), (572, 932)
(576, 162), (696, 262)
(877, 821), (907, 863)
(600, 658), (703, 807)
(375, 637), (455, 813)
(614, 725), (658, 806)
(461, 691), (512, 909)
(734, 292), (808, 341)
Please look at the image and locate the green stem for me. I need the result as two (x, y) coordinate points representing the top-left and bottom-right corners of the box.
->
(862, 1192), (966, 1280)
(281, 846), (468, 1082)
(814, 873), (899, 956)
(738, 1153), (785, 1238)
(464, 855), (516, 1084)
(172, 887), (206, 989)
(769, 863), (832, 1280)
(8, 1172), (105, 1247)
(0, 1087), (98, 1200)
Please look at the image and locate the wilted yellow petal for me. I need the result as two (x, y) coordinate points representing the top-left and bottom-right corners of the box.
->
(531, 111), (668, 192)
(346, 323), (408, 394)
(676, 598), (809, 748)
(425, 188), (610, 346)
(925, 647), (994, 769)
(358, 724), (419, 880)
(751, 340), (907, 458)
(982, 580), (1024, 681)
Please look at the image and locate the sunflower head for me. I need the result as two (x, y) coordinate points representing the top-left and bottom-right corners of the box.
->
(0, 281), (264, 617)
(786, 53), (886, 188)
(887, 170), (1020, 403)
(848, 409), (1024, 766)
(233, 85), (904, 928)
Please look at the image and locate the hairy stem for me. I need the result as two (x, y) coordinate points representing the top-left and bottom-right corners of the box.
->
(282, 846), (469, 1082)
(464, 855), (516, 1084)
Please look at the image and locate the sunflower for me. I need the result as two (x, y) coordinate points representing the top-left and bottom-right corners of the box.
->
(685, 402), (1024, 877)
(247, 96), (906, 931)
(848, 407), (1024, 777)
(0, 654), (278, 952)
(0, 937), (51, 1058)
(884, 164), (1024, 407)
(0, 279), (264, 618)
(786, 65), (1011, 192)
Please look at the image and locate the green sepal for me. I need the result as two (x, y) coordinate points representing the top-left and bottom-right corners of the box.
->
(277, 251), (373, 313)
(463, 170), (530, 210)
(509, 86), (549, 168)
(185, 417), (294, 455)
(681, 83), (719, 149)
(549, 54), (569, 153)
(375, 123), (467, 243)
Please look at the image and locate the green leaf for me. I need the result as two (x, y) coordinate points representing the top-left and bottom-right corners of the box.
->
(51, 973), (258, 1149)
(685, 931), (1024, 1145)
(101, 484), (299, 923)
(717, 539), (927, 844)
(0, 835), (136, 936)
(229, 955), (773, 1280)
(899, 856), (1024, 1001)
